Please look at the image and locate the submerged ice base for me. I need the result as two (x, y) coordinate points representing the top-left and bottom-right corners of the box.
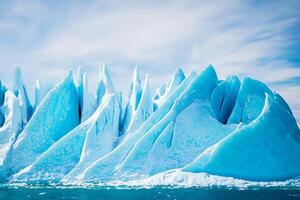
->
(0, 64), (299, 185)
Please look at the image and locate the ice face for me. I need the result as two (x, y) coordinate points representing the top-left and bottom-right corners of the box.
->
(33, 79), (52, 112)
(11, 94), (119, 183)
(117, 100), (236, 177)
(13, 67), (32, 127)
(71, 66), (219, 182)
(64, 71), (198, 183)
(11, 119), (92, 183)
(227, 77), (275, 125)
(184, 95), (300, 181)
(125, 75), (153, 135)
(0, 64), (299, 184)
(0, 91), (23, 181)
(0, 91), (22, 164)
(211, 76), (240, 124)
(79, 73), (97, 122)
(121, 66), (143, 134)
(96, 63), (115, 106)
(2, 71), (79, 179)
(64, 94), (120, 180)
(153, 68), (185, 109)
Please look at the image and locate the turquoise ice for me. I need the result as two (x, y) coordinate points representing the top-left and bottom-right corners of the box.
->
(0, 65), (299, 184)
(2, 72), (79, 180)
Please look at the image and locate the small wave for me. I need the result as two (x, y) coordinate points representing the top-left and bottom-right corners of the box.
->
(2, 170), (300, 190)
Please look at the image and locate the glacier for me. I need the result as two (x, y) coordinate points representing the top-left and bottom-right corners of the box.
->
(0, 65), (299, 186)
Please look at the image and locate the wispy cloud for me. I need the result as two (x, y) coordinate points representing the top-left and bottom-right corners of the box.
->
(0, 0), (299, 122)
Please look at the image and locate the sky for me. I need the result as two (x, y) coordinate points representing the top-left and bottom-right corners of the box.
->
(0, 0), (299, 123)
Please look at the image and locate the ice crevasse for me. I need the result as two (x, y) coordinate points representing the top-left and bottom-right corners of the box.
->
(0, 64), (299, 184)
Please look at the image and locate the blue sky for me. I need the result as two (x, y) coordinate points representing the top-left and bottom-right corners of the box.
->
(0, 0), (299, 123)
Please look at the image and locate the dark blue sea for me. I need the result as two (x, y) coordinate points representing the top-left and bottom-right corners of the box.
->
(0, 186), (300, 200)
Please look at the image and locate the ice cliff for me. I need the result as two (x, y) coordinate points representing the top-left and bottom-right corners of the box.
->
(0, 65), (299, 184)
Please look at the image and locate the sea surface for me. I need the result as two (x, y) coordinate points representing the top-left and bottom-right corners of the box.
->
(0, 185), (300, 200)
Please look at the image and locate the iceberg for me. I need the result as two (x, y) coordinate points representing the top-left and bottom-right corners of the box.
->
(69, 70), (199, 182)
(115, 67), (236, 177)
(12, 95), (119, 183)
(184, 95), (300, 181)
(0, 64), (299, 185)
(2, 71), (79, 180)
(11, 67), (120, 183)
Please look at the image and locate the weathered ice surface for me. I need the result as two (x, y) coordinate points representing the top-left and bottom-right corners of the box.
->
(184, 95), (300, 181)
(0, 65), (298, 184)
(2, 72), (79, 180)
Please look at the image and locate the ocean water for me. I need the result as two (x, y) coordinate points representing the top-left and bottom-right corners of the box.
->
(0, 186), (300, 200)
